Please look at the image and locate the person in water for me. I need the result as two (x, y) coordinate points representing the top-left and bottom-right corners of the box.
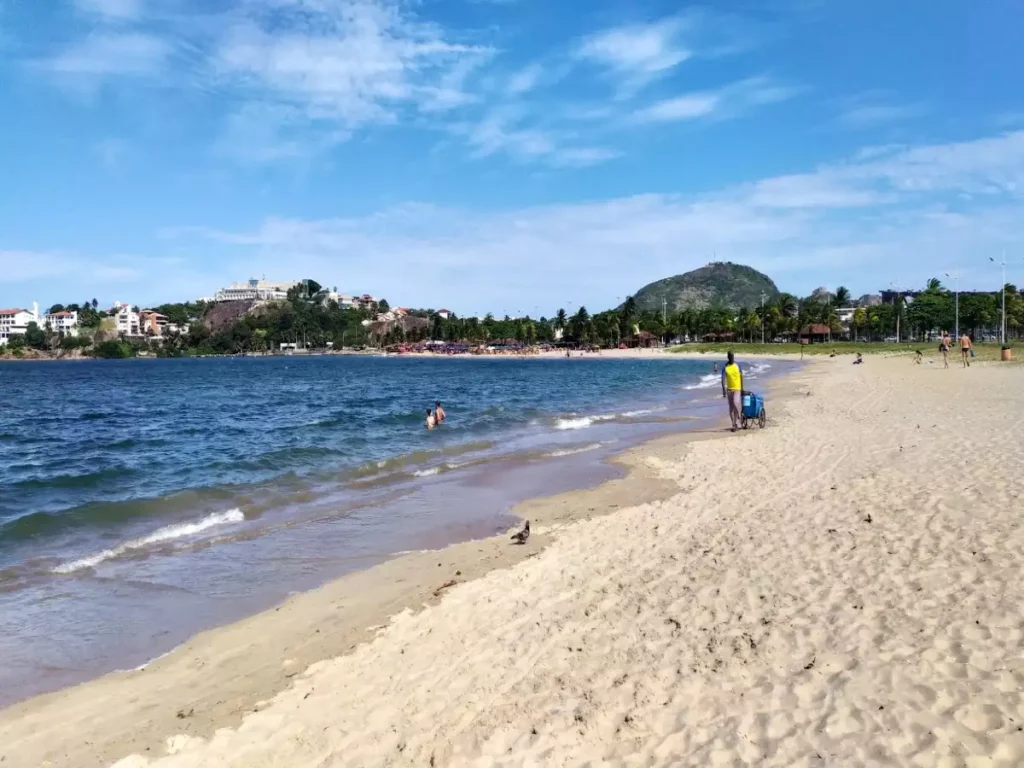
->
(434, 401), (446, 423)
(720, 351), (744, 433)
(713, 362), (718, 374)
(425, 409), (436, 430)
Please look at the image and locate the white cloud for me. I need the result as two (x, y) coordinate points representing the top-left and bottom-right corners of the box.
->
(463, 109), (556, 159)
(507, 63), (543, 95)
(74, 0), (143, 19)
(634, 93), (719, 122)
(633, 77), (796, 124)
(212, 1), (489, 129)
(453, 107), (619, 168)
(839, 103), (924, 129)
(42, 32), (170, 76)
(549, 147), (622, 168)
(167, 131), (1024, 314)
(0, 250), (142, 284)
(576, 19), (690, 78)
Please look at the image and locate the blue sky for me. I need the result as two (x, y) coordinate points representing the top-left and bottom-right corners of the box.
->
(2, 0), (1023, 316)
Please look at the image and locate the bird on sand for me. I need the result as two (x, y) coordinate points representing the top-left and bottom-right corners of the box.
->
(511, 520), (530, 545)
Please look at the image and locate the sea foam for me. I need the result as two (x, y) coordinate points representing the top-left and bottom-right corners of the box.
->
(51, 509), (245, 574)
(545, 442), (605, 458)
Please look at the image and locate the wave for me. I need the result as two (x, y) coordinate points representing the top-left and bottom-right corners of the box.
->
(51, 509), (245, 574)
(412, 467), (441, 477)
(216, 446), (348, 473)
(545, 442), (605, 458)
(7, 467), (136, 493)
(621, 407), (663, 417)
(0, 486), (239, 545)
(554, 413), (616, 430)
(684, 374), (720, 391)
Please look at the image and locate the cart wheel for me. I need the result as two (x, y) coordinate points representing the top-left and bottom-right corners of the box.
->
(740, 415), (748, 430)
(758, 408), (767, 428)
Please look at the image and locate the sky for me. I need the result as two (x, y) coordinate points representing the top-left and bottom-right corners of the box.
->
(2, 0), (1023, 317)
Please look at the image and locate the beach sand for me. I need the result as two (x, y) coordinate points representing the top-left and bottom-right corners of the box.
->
(3, 356), (1024, 767)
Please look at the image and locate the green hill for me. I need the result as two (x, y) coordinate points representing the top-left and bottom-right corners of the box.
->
(631, 262), (780, 313)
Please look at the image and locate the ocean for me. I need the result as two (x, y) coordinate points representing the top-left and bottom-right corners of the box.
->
(0, 354), (786, 705)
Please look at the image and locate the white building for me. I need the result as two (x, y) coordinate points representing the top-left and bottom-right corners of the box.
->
(45, 310), (79, 337)
(436, 309), (452, 320)
(115, 305), (141, 336)
(0, 305), (40, 346)
(214, 279), (298, 302)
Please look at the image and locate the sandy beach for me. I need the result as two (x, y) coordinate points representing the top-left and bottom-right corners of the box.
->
(3, 355), (1023, 767)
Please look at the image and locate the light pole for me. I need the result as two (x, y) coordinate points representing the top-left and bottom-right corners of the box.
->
(826, 287), (832, 344)
(944, 269), (959, 340)
(990, 253), (1007, 345)
(760, 291), (766, 344)
(890, 279), (902, 343)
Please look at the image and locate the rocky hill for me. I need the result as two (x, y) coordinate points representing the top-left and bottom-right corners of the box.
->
(631, 263), (780, 313)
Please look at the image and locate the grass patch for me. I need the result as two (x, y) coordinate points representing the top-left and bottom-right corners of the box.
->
(668, 341), (1015, 362)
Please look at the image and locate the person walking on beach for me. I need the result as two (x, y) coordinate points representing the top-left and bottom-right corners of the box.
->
(434, 401), (446, 423)
(721, 351), (744, 433)
(425, 409), (436, 430)
(939, 333), (951, 369)
(959, 332), (973, 368)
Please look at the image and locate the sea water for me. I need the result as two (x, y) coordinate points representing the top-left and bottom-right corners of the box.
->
(0, 354), (785, 704)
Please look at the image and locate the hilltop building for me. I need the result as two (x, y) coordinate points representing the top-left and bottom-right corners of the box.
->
(214, 279), (299, 302)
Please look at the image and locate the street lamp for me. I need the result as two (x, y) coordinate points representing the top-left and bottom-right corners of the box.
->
(757, 290), (765, 346)
(990, 253), (1007, 345)
(944, 269), (959, 340)
(890, 279), (902, 343)
(826, 287), (832, 344)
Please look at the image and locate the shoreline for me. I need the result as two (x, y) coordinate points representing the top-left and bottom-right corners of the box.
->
(0, 361), (806, 766)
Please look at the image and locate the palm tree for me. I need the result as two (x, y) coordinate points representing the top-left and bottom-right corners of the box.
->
(777, 293), (797, 314)
(620, 296), (638, 343)
(834, 286), (851, 307)
(553, 309), (567, 338)
(925, 277), (945, 294)
(570, 306), (590, 343)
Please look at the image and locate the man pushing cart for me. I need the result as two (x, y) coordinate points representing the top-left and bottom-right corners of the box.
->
(721, 351), (767, 432)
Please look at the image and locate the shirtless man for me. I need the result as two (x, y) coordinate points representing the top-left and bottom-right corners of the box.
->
(959, 333), (972, 368)
(434, 401), (446, 423)
(939, 333), (951, 369)
(425, 408), (436, 429)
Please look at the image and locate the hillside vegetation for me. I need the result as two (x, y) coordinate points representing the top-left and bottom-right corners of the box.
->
(632, 262), (780, 313)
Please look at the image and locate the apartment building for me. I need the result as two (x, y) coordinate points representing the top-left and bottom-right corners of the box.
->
(115, 305), (141, 336)
(0, 309), (37, 346)
(0, 307), (39, 345)
(139, 310), (168, 336)
(45, 310), (79, 336)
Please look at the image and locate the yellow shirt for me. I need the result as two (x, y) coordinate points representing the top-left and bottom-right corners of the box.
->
(723, 363), (742, 391)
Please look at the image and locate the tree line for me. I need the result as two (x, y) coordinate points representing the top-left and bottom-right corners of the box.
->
(6, 277), (1021, 358)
